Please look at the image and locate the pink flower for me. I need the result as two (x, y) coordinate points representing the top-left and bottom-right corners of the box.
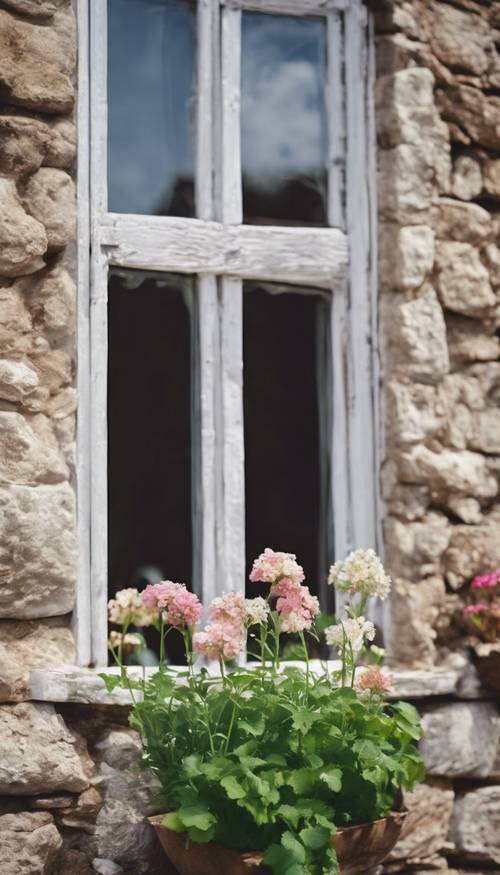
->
(209, 593), (247, 627)
(193, 622), (245, 661)
(166, 588), (203, 628)
(276, 584), (320, 633)
(471, 571), (500, 590)
(464, 602), (490, 616)
(249, 548), (304, 586)
(141, 581), (179, 611)
(355, 667), (392, 696)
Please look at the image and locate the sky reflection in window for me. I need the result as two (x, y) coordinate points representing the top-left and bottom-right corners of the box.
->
(241, 12), (328, 226)
(108, 0), (196, 217)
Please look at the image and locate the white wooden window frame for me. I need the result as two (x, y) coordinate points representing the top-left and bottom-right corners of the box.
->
(76, 0), (380, 666)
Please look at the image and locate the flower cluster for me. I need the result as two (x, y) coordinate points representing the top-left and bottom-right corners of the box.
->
(273, 579), (320, 633)
(141, 581), (202, 629)
(249, 548), (304, 586)
(108, 588), (155, 627)
(324, 616), (375, 654)
(245, 596), (270, 626)
(464, 567), (500, 644)
(328, 548), (391, 600)
(193, 623), (244, 661)
(355, 666), (392, 696)
(108, 630), (143, 654)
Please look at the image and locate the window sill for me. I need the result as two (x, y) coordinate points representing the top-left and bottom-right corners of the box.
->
(28, 663), (460, 707)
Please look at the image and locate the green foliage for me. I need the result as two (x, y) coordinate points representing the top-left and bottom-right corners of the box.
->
(112, 665), (425, 874)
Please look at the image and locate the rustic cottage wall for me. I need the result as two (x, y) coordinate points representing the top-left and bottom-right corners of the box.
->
(0, 0), (500, 873)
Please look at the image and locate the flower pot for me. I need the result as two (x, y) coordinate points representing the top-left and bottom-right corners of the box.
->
(473, 642), (500, 692)
(149, 810), (407, 875)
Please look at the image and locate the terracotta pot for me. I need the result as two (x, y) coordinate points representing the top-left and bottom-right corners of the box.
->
(149, 810), (407, 875)
(473, 642), (500, 692)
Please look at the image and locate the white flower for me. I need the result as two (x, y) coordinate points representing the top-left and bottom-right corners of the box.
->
(325, 616), (375, 654)
(370, 644), (385, 660)
(108, 630), (142, 650)
(328, 549), (391, 600)
(107, 588), (154, 627)
(245, 597), (270, 626)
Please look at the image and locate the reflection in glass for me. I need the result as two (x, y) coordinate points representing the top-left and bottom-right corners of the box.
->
(243, 284), (332, 602)
(108, 269), (193, 660)
(108, 0), (196, 217)
(241, 13), (328, 226)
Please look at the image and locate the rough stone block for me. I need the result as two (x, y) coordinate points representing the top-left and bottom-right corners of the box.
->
(378, 145), (434, 224)
(0, 483), (76, 619)
(484, 158), (500, 200)
(385, 513), (450, 581)
(386, 380), (442, 444)
(420, 702), (500, 778)
(0, 412), (68, 485)
(447, 316), (500, 365)
(0, 0), (70, 16)
(435, 199), (491, 245)
(0, 8), (74, 114)
(445, 505), (500, 589)
(22, 168), (75, 252)
(380, 224), (435, 291)
(429, 1), (491, 76)
(436, 241), (495, 316)
(389, 779), (454, 864)
(437, 84), (500, 152)
(398, 444), (498, 501)
(382, 287), (449, 382)
(389, 576), (445, 668)
(451, 155), (483, 201)
(0, 359), (39, 404)
(0, 811), (62, 875)
(23, 263), (76, 342)
(449, 786), (500, 864)
(0, 702), (89, 794)
(0, 618), (74, 702)
(0, 178), (47, 277)
(0, 115), (76, 178)
(0, 283), (32, 357)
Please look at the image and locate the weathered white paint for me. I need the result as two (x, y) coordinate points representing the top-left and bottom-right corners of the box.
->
(196, 0), (215, 221)
(90, 0), (110, 667)
(28, 665), (460, 707)
(75, 0), (92, 666)
(344, 0), (378, 555)
(327, 12), (345, 231)
(100, 216), (347, 289)
(222, 0), (351, 14)
(221, 7), (242, 224)
(218, 278), (246, 596)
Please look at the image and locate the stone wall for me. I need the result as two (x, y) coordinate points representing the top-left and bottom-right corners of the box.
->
(374, 0), (500, 669)
(0, 0), (78, 701)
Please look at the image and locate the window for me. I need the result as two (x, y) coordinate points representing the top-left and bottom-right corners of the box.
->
(78, 0), (379, 665)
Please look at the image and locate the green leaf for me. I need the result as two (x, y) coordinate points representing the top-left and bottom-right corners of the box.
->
(163, 811), (184, 832)
(177, 805), (216, 833)
(281, 831), (306, 864)
(286, 768), (318, 794)
(263, 844), (304, 875)
(220, 775), (246, 800)
(299, 825), (331, 850)
(238, 711), (266, 737)
(277, 805), (301, 829)
(319, 767), (342, 792)
(99, 673), (123, 693)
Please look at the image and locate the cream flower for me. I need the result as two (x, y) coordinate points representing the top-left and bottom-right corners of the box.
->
(108, 588), (154, 627)
(324, 616), (375, 654)
(245, 597), (270, 626)
(328, 549), (391, 600)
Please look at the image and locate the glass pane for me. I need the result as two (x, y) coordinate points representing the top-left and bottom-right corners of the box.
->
(241, 12), (328, 227)
(108, 269), (193, 663)
(243, 283), (331, 602)
(108, 0), (196, 217)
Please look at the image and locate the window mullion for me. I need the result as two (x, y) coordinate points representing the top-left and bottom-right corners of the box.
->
(327, 11), (345, 231)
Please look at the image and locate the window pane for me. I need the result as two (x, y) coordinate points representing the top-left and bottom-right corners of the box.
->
(108, 0), (196, 217)
(241, 13), (328, 227)
(108, 269), (193, 660)
(243, 284), (332, 601)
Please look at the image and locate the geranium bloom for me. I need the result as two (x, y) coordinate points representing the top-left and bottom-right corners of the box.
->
(209, 593), (247, 627)
(141, 581), (179, 611)
(193, 622), (245, 661)
(276, 584), (320, 633)
(108, 630), (142, 650)
(325, 616), (375, 654)
(471, 570), (500, 590)
(463, 602), (490, 616)
(328, 549), (391, 600)
(355, 666), (392, 696)
(249, 548), (304, 586)
(108, 588), (154, 627)
(166, 588), (203, 628)
(245, 597), (270, 626)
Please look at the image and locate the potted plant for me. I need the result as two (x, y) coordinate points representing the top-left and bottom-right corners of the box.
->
(463, 569), (500, 692)
(103, 548), (425, 874)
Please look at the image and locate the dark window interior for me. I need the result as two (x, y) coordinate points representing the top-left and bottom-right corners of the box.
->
(243, 284), (332, 603)
(108, 269), (193, 662)
(107, 0), (196, 217)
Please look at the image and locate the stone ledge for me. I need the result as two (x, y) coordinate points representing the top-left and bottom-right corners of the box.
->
(27, 664), (461, 707)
